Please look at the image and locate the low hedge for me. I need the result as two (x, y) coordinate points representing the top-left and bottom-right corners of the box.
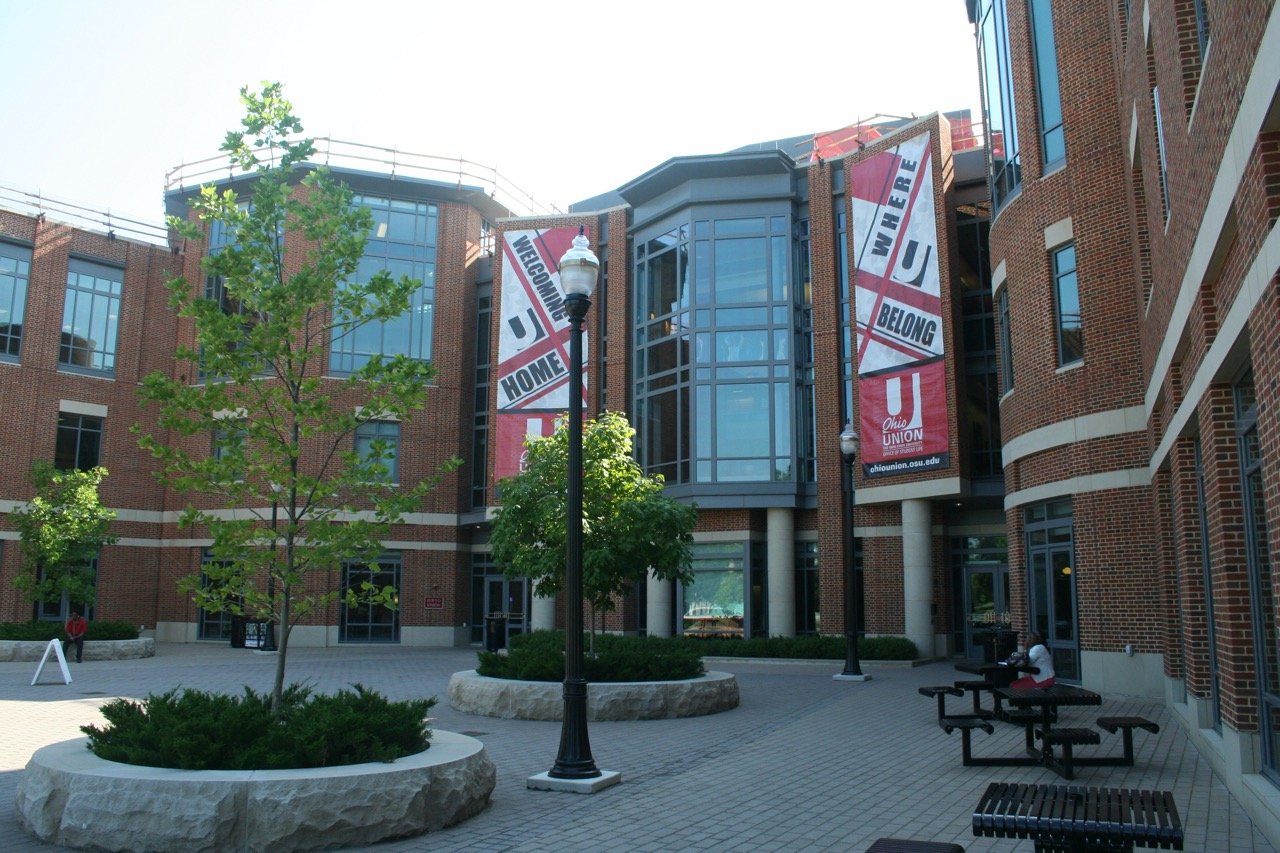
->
(681, 634), (919, 661)
(82, 684), (435, 770)
(0, 620), (140, 641)
(476, 631), (919, 682)
(478, 630), (704, 682)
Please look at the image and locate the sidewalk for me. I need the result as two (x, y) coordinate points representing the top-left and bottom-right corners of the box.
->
(0, 643), (1273, 852)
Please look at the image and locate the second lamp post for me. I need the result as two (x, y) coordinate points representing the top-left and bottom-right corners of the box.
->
(834, 421), (869, 682)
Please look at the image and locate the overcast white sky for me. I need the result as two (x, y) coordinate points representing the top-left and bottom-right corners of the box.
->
(0, 0), (981, 225)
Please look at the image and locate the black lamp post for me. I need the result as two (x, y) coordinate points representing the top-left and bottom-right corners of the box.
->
(834, 421), (869, 681)
(548, 226), (602, 780)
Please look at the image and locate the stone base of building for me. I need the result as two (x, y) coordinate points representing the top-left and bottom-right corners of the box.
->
(15, 731), (495, 852)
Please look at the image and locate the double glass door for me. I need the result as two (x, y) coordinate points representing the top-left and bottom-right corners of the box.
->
(484, 576), (527, 646)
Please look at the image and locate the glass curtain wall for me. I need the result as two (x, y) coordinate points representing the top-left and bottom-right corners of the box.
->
(633, 213), (797, 487)
(975, 0), (1022, 209)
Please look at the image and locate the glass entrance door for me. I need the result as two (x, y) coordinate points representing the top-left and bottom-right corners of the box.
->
(484, 576), (527, 645)
(963, 565), (1010, 659)
(1029, 546), (1079, 680)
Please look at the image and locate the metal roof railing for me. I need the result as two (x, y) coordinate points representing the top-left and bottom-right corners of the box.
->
(165, 137), (562, 218)
(0, 182), (170, 246)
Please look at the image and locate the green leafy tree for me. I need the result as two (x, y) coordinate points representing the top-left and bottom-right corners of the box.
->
(13, 462), (118, 611)
(490, 410), (696, 626)
(135, 83), (455, 713)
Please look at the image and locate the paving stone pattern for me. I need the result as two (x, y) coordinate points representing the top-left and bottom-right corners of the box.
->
(0, 645), (1273, 852)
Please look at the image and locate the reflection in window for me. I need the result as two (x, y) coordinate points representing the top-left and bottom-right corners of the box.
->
(682, 542), (745, 638)
(355, 420), (400, 483)
(1028, 0), (1065, 168)
(60, 259), (123, 374)
(330, 196), (437, 374)
(0, 242), (31, 360)
(55, 413), (103, 472)
(975, 0), (1022, 209)
(1053, 244), (1083, 365)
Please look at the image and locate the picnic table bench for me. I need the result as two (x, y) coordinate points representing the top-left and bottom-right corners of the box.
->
(973, 781), (1183, 852)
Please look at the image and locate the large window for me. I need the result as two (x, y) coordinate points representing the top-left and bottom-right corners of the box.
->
(60, 258), (123, 375)
(355, 420), (400, 484)
(340, 554), (401, 643)
(0, 241), (31, 360)
(55, 413), (103, 471)
(1153, 87), (1171, 221)
(682, 542), (746, 638)
(1052, 243), (1083, 365)
(472, 293), (491, 508)
(1193, 440), (1222, 730)
(794, 541), (820, 635)
(329, 196), (437, 374)
(1235, 369), (1279, 782)
(976, 0), (1022, 209)
(34, 556), (97, 622)
(635, 213), (796, 487)
(1027, 0), (1065, 169)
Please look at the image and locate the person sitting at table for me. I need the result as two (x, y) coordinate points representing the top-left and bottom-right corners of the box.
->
(1009, 631), (1056, 688)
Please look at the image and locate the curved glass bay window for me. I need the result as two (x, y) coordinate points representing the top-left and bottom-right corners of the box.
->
(633, 213), (797, 486)
(330, 195), (438, 373)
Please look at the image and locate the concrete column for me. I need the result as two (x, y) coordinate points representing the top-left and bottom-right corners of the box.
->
(646, 569), (674, 637)
(529, 582), (556, 632)
(901, 498), (933, 658)
(766, 507), (796, 637)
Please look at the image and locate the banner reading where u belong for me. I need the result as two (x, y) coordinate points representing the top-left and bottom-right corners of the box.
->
(850, 131), (950, 477)
(494, 227), (587, 482)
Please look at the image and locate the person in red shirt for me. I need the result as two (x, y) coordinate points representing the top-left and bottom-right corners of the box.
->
(64, 610), (88, 663)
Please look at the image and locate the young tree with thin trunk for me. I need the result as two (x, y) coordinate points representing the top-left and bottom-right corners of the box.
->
(13, 462), (117, 612)
(489, 410), (695, 629)
(136, 82), (454, 713)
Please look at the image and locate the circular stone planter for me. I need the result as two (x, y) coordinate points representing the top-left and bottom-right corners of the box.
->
(448, 669), (739, 721)
(0, 638), (154, 662)
(15, 732), (495, 853)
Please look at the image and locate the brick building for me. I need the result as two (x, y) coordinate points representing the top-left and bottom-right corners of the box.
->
(0, 1), (1277, 838)
(964, 0), (1280, 839)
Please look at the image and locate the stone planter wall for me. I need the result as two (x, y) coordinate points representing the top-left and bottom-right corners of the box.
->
(448, 669), (739, 721)
(0, 638), (154, 662)
(15, 732), (495, 852)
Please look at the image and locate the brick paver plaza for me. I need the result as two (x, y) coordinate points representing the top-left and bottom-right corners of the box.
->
(1, 644), (1274, 852)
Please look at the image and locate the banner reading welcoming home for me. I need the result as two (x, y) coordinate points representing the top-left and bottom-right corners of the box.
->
(494, 227), (587, 481)
(850, 131), (949, 477)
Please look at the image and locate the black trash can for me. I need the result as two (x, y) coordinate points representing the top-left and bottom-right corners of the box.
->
(485, 614), (508, 652)
(995, 629), (1018, 661)
(230, 615), (246, 649)
(974, 629), (997, 663)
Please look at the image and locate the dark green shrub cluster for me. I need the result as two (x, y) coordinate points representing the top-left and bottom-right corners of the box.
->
(477, 631), (704, 682)
(81, 684), (434, 770)
(0, 620), (140, 641)
(678, 634), (918, 661)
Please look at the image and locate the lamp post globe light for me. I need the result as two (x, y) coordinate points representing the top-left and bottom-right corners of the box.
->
(834, 421), (869, 682)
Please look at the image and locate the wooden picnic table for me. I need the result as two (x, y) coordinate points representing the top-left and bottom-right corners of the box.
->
(973, 781), (1183, 852)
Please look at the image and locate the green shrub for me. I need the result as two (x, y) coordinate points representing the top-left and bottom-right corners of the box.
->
(676, 634), (919, 661)
(477, 631), (704, 682)
(81, 684), (434, 770)
(0, 620), (140, 641)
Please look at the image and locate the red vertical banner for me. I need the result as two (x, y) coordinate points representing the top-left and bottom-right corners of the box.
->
(849, 131), (950, 477)
(493, 227), (586, 483)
